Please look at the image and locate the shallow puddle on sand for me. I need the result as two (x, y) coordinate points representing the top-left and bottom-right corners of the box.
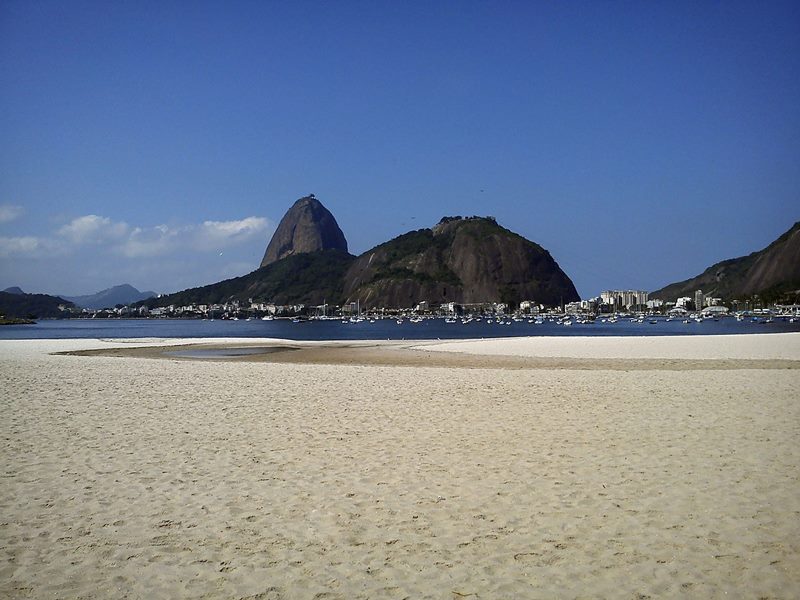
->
(163, 346), (295, 359)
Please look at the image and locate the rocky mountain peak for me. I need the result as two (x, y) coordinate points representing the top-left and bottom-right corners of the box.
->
(260, 195), (348, 268)
(341, 215), (578, 309)
(651, 220), (800, 302)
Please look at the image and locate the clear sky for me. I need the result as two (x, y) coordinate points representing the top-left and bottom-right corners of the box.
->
(1, 1), (798, 298)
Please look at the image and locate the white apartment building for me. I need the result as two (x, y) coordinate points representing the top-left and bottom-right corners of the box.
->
(600, 290), (649, 310)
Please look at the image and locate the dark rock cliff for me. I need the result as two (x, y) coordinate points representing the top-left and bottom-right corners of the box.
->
(342, 216), (579, 309)
(260, 195), (348, 267)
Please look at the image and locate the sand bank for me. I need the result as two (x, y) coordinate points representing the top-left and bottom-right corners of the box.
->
(1, 335), (799, 598)
(58, 332), (800, 370)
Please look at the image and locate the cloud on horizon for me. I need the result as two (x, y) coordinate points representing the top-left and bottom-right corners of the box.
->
(0, 213), (273, 294)
(58, 215), (129, 245)
(1, 214), (271, 259)
(0, 235), (46, 257)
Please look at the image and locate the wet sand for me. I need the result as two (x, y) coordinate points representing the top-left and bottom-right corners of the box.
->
(2, 334), (799, 598)
(61, 333), (800, 371)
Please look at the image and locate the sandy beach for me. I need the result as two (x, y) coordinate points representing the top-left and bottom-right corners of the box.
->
(1, 334), (799, 599)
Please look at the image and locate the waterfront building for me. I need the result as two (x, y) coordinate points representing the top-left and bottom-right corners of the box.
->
(695, 290), (704, 311)
(441, 302), (458, 315)
(701, 305), (729, 316)
(600, 290), (649, 310)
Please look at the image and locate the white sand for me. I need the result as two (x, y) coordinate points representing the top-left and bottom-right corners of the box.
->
(415, 332), (800, 360)
(1, 335), (799, 599)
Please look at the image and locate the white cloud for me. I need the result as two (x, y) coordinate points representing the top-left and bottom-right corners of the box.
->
(115, 217), (269, 257)
(118, 225), (180, 258)
(58, 215), (129, 244)
(197, 217), (270, 247)
(2, 214), (272, 293)
(0, 204), (24, 224)
(0, 235), (64, 258)
(0, 235), (42, 257)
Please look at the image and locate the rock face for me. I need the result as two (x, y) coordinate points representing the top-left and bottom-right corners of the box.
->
(342, 216), (579, 309)
(651, 221), (800, 301)
(260, 196), (348, 267)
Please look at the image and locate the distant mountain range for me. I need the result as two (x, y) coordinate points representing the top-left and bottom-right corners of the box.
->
(1, 283), (156, 316)
(142, 195), (579, 310)
(0, 288), (74, 319)
(651, 221), (800, 303)
(62, 284), (156, 309)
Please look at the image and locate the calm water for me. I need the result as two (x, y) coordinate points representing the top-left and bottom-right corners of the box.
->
(1, 316), (799, 341)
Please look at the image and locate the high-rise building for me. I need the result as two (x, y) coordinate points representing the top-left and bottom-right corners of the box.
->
(600, 290), (649, 310)
(694, 289), (704, 310)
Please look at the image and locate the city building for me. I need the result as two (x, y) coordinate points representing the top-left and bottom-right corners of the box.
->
(600, 290), (649, 311)
(694, 290), (704, 311)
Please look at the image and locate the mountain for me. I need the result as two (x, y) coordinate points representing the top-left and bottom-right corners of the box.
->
(2, 286), (25, 295)
(260, 195), (348, 267)
(141, 250), (355, 309)
(651, 221), (800, 302)
(63, 284), (157, 309)
(141, 200), (578, 311)
(342, 216), (579, 309)
(0, 291), (74, 319)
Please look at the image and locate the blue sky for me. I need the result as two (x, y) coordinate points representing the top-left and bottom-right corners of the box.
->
(1, 1), (798, 298)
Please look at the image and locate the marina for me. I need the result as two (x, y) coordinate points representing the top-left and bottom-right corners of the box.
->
(2, 312), (800, 341)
